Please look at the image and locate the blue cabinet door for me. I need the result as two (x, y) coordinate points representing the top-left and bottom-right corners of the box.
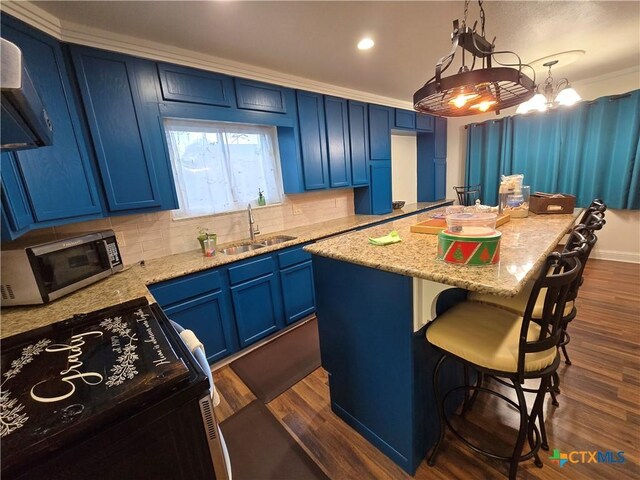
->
(434, 157), (446, 200)
(231, 274), (284, 347)
(435, 116), (447, 158)
(416, 113), (434, 132)
(280, 260), (316, 325)
(157, 63), (234, 107)
(70, 46), (178, 213)
(395, 109), (416, 130)
(370, 162), (392, 214)
(297, 91), (328, 190)
(348, 101), (369, 186)
(369, 105), (392, 161)
(235, 78), (287, 113)
(324, 96), (351, 188)
(1, 152), (33, 239)
(164, 290), (236, 363)
(1, 21), (102, 223)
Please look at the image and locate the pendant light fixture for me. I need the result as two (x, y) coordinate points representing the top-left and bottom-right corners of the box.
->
(413, 0), (535, 117)
(515, 60), (582, 114)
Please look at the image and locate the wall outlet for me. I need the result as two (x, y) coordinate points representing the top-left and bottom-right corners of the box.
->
(293, 206), (303, 215)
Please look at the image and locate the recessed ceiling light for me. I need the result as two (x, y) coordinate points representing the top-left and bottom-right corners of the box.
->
(357, 37), (374, 50)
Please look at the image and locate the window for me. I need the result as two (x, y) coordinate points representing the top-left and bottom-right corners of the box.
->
(163, 118), (284, 219)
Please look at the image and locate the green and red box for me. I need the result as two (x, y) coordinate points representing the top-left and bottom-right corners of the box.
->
(437, 230), (501, 266)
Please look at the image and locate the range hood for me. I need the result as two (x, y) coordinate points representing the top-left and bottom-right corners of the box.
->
(1, 38), (53, 151)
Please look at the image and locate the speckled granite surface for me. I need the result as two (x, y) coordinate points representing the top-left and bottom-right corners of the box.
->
(305, 210), (582, 297)
(1, 201), (449, 338)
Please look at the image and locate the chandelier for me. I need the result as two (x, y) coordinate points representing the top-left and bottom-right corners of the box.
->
(515, 60), (582, 114)
(413, 0), (536, 117)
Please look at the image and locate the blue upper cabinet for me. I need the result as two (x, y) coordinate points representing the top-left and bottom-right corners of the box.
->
(297, 91), (328, 190)
(394, 109), (416, 130)
(324, 96), (351, 188)
(1, 19), (102, 225)
(157, 63), (234, 107)
(434, 116), (447, 158)
(235, 78), (287, 113)
(416, 113), (435, 132)
(348, 101), (369, 186)
(417, 116), (447, 202)
(369, 105), (392, 160)
(70, 46), (178, 213)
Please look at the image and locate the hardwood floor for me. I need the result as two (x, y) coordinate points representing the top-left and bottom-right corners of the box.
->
(213, 259), (640, 479)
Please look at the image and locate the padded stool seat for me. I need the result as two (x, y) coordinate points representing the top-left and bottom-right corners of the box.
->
(468, 284), (575, 319)
(427, 301), (557, 373)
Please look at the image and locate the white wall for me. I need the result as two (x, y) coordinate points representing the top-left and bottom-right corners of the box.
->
(391, 135), (417, 204)
(446, 67), (640, 263)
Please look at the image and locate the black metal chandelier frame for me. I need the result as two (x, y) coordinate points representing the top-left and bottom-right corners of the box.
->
(413, 0), (537, 117)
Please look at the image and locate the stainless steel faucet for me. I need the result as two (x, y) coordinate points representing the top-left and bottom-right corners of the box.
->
(248, 203), (260, 241)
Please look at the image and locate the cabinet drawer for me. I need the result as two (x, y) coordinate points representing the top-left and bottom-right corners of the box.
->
(278, 246), (311, 269)
(149, 269), (222, 306)
(228, 256), (275, 285)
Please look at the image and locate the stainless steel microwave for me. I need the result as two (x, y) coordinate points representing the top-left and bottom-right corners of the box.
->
(1, 230), (123, 306)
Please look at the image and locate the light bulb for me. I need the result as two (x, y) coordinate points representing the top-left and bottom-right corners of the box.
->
(529, 93), (548, 112)
(448, 92), (479, 108)
(469, 99), (497, 112)
(516, 101), (532, 114)
(555, 87), (581, 106)
(357, 38), (375, 50)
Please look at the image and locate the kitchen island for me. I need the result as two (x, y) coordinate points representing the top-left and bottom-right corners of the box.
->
(304, 210), (582, 474)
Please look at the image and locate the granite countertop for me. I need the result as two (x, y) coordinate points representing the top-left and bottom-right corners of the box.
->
(0, 201), (449, 338)
(305, 209), (582, 297)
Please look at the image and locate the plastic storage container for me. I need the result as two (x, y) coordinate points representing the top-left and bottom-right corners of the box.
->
(437, 230), (502, 265)
(445, 212), (497, 236)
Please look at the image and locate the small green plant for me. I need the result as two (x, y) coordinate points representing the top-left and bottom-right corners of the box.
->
(258, 189), (266, 206)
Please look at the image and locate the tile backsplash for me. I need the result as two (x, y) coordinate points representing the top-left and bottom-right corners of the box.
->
(3, 190), (355, 266)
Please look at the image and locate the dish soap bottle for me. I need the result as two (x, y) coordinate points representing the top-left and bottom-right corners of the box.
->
(258, 189), (266, 206)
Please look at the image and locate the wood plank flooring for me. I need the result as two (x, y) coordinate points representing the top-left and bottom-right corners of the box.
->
(213, 259), (640, 479)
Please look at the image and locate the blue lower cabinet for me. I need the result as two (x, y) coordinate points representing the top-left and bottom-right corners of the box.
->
(370, 162), (392, 214)
(164, 290), (236, 363)
(280, 260), (315, 324)
(231, 274), (284, 347)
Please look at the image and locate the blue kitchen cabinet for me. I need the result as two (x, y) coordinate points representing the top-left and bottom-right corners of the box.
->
(1, 19), (102, 225)
(235, 78), (288, 113)
(370, 162), (392, 214)
(70, 46), (178, 213)
(1, 152), (34, 240)
(164, 291), (235, 363)
(347, 101), (369, 186)
(417, 116), (447, 202)
(434, 116), (447, 158)
(395, 109), (416, 130)
(297, 90), (329, 190)
(416, 113), (435, 132)
(228, 255), (284, 347)
(149, 269), (238, 364)
(324, 96), (351, 188)
(278, 245), (315, 324)
(157, 62), (234, 107)
(369, 104), (393, 161)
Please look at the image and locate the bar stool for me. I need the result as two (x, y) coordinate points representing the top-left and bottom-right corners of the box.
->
(426, 251), (582, 479)
(453, 184), (482, 206)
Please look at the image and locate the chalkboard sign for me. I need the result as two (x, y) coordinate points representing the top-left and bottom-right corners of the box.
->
(0, 298), (189, 473)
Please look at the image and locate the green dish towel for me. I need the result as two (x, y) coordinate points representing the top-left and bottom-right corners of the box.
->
(368, 230), (401, 246)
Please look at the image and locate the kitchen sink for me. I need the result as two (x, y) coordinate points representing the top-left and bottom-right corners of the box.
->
(260, 235), (297, 246)
(220, 243), (265, 255)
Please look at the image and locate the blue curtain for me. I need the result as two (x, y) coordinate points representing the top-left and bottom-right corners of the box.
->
(465, 118), (512, 205)
(465, 89), (640, 209)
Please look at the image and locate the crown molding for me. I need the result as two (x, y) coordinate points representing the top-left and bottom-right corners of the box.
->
(1, 1), (414, 110)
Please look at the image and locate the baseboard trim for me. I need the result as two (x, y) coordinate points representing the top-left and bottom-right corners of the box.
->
(591, 249), (640, 264)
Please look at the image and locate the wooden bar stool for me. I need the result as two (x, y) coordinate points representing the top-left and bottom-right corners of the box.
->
(426, 251), (582, 479)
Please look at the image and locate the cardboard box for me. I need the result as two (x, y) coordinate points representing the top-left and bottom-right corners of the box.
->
(530, 193), (576, 214)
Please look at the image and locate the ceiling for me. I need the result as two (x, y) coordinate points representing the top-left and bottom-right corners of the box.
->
(29, 1), (640, 103)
